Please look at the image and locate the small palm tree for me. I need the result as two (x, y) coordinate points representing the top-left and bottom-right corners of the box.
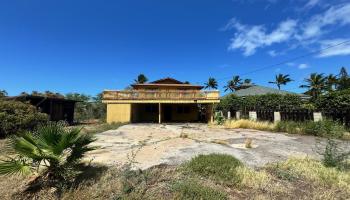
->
(204, 77), (218, 90)
(134, 74), (148, 84)
(269, 74), (293, 90)
(0, 123), (95, 181)
(300, 73), (327, 98)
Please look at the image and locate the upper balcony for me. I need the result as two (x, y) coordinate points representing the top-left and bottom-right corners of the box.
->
(102, 90), (220, 101)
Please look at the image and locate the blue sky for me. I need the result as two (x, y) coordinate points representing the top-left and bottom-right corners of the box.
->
(1, 0), (349, 96)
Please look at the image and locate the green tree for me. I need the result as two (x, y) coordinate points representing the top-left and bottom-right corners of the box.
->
(268, 74), (293, 90)
(204, 77), (218, 90)
(243, 79), (252, 84)
(66, 93), (92, 122)
(300, 73), (327, 99)
(0, 90), (7, 98)
(0, 123), (95, 184)
(134, 74), (148, 84)
(337, 67), (350, 90)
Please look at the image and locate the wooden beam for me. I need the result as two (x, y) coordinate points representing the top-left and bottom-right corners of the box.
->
(158, 103), (162, 124)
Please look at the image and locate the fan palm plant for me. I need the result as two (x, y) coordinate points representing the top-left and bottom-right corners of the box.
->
(204, 77), (218, 90)
(134, 74), (148, 84)
(269, 74), (293, 90)
(0, 123), (96, 181)
(300, 73), (327, 98)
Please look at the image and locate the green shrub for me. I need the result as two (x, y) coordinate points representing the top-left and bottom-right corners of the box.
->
(275, 121), (303, 134)
(0, 100), (48, 137)
(172, 179), (228, 200)
(320, 139), (350, 169)
(303, 120), (345, 138)
(275, 120), (346, 138)
(185, 154), (242, 183)
(214, 114), (225, 125)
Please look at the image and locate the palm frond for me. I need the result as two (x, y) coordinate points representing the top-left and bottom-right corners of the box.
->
(0, 157), (32, 176)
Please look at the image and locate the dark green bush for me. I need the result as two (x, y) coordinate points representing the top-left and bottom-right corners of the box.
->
(217, 94), (304, 113)
(185, 154), (242, 183)
(172, 179), (228, 200)
(0, 100), (48, 137)
(315, 89), (350, 110)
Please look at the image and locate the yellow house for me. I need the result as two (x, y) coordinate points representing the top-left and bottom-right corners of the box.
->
(102, 77), (220, 123)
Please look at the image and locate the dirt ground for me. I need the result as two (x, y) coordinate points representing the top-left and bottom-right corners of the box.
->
(86, 123), (332, 169)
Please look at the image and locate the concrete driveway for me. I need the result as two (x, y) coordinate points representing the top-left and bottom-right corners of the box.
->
(86, 123), (329, 169)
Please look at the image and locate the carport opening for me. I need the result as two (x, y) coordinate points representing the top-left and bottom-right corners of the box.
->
(131, 103), (209, 123)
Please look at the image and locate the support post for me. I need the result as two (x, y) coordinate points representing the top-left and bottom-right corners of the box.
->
(313, 112), (323, 122)
(249, 111), (257, 121)
(236, 111), (241, 120)
(158, 103), (162, 124)
(227, 111), (231, 120)
(274, 112), (281, 123)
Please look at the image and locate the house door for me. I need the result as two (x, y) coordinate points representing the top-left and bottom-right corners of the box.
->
(164, 105), (172, 121)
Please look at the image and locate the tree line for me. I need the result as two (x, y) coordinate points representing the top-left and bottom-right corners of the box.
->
(203, 67), (350, 99)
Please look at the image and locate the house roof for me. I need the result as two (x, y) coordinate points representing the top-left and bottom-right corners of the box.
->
(150, 77), (184, 84)
(230, 85), (307, 97)
(131, 77), (204, 89)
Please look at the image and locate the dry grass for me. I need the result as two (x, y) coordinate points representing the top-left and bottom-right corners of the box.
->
(224, 119), (275, 131)
(245, 138), (253, 148)
(179, 132), (189, 139)
(1, 153), (350, 200)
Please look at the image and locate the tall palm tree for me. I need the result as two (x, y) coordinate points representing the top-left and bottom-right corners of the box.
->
(300, 73), (327, 98)
(134, 74), (148, 84)
(268, 74), (293, 90)
(204, 77), (218, 89)
(223, 76), (242, 92)
(325, 74), (338, 92)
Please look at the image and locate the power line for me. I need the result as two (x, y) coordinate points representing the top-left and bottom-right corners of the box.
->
(216, 39), (350, 82)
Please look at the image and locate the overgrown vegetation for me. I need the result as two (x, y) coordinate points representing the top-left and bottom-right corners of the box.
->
(65, 93), (106, 123)
(0, 99), (48, 138)
(1, 153), (350, 199)
(217, 93), (304, 114)
(318, 139), (350, 169)
(222, 119), (347, 139)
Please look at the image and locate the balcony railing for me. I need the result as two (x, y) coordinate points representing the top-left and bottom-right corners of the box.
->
(103, 90), (219, 100)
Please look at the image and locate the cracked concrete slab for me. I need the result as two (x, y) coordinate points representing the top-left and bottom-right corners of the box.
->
(86, 123), (335, 169)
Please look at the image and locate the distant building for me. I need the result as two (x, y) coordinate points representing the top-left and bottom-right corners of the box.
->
(102, 77), (220, 123)
(229, 84), (308, 98)
(6, 95), (78, 124)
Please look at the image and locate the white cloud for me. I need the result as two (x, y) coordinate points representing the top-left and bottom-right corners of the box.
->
(304, 0), (322, 9)
(268, 50), (277, 57)
(299, 3), (350, 40)
(286, 62), (296, 66)
(225, 3), (350, 57)
(227, 19), (297, 56)
(318, 39), (350, 57)
(298, 63), (309, 69)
